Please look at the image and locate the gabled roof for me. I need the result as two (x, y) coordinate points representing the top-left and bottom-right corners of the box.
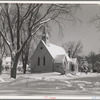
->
(41, 40), (72, 62)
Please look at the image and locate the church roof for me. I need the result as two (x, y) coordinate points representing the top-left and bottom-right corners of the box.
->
(54, 55), (66, 63)
(41, 40), (72, 62)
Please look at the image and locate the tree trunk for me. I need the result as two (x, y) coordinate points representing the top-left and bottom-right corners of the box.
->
(22, 38), (31, 74)
(11, 52), (20, 79)
(22, 54), (28, 74)
(22, 56), (26, 74)
(23, 61), (27, 74)
(0, 59), (2, 75)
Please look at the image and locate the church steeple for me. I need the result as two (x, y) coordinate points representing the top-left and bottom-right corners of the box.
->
(42, 26), (49, 46)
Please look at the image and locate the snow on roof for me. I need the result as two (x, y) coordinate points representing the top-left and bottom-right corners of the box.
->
(42, 40), (72, 62)
(54, 55), (65, 63)
(5, 57), (11, 62)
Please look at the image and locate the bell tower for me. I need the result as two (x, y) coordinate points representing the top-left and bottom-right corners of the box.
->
(42, 26), (49, 46)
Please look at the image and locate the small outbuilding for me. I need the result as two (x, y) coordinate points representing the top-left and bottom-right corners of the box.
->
(70, 58), (78, 73)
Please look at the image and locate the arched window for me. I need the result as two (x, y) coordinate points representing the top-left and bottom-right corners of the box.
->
(38, 57), (40, 66)
(43, 57), (45, 66)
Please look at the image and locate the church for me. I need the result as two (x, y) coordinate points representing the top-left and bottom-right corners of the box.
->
(30, 27), (78, 74)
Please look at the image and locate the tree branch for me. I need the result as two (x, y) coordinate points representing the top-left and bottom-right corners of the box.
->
(34, 4), (53, 27)
(4, 4), (14, 48)
(0, 30), (12, 56)
(30, 4), (42, 29)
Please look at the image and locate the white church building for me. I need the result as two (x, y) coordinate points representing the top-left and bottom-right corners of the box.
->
(30, 27), (78, 74)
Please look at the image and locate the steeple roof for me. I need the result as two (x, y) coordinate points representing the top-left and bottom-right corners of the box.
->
(42, 26), (49, 45)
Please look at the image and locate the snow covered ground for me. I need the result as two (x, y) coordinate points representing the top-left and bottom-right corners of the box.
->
(16, 72), (100, 80)
(14, 72), (100, 82)
(0, 72), (100, 96)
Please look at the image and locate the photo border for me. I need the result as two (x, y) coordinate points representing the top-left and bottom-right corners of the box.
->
(0, 0), (100, 99)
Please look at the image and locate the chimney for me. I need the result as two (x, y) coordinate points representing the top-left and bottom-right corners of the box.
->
(68, 48), (71, 57)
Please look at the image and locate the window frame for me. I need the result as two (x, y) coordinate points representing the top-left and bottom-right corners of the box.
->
(43, 56), (45, 66)
(38, 57), (40, 66)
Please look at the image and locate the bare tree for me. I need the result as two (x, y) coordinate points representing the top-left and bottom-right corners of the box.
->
(90, 14), (100, 31)
(0, 4), (80, 78)
(0, 35), (5, 74)
(62, 41), (83, 58)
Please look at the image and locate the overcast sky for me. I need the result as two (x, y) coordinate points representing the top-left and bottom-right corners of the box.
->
(49, 4), (100, 56)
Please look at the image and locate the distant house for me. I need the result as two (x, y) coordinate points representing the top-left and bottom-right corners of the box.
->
(30, 27), (78, 74)
(2, 56), (11, 71)
(2, 56), (23, 71)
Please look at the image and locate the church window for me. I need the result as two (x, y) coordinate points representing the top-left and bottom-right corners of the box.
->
(43, 57), (45, 66)
(38, 57), (40, 66)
